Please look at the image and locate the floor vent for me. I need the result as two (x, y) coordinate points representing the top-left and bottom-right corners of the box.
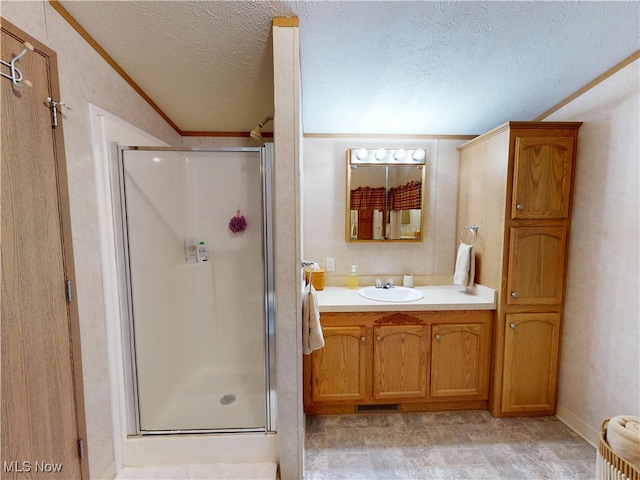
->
(355, 404), (400, 412)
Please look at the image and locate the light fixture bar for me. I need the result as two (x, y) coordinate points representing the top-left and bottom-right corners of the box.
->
(349, 148), (426, 165)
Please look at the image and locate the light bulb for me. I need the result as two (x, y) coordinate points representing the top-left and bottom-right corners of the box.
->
(375, 148), (387, 160)
(394, 149), (406, 160)
(412, 149), (425, 161)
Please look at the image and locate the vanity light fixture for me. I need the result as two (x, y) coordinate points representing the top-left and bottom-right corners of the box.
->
(349, 148), (426, 165)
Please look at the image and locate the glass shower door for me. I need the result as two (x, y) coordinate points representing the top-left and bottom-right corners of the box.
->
(116, 147), (274, 433)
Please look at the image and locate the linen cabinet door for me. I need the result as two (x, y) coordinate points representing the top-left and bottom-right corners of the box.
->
(507, 227), (567, 305)
(512, 136), (575, 220)
(373, 325), (428, 400)
(501, 313), (560, 414)
(430, 323), (490, 399)
(309, 326), (367, 403)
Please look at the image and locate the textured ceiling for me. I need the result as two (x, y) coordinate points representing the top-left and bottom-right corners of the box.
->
(58, 1), (639, 135)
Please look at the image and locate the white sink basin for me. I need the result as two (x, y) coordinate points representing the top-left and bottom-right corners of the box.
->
(358, 286), (424, 302)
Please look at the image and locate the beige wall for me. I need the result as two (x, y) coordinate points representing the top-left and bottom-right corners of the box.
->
(272, 23), (303, 480)
(303, 137), (464, 287)
(2, 3), (181, 478)
(546, 59), (640, 443)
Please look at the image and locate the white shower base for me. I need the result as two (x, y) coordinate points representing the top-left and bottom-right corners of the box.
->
(122, 369), (279, 466)
(149, 368), (267, 432)
(120, 367), (277, 468)
(122, 435), (278, 471)
(116, 462), (277, 479)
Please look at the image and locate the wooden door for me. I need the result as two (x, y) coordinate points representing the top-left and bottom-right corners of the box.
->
(511, 136), (574, 220)
(356, 209), (373, 239)
(501, 313), (560, 414)
(1, 19), (88, 479)
(430, 323), (489, 398)
(373, 325), (428, 400)
(308, 326), (367, 403)
(507, 227), (567, 305)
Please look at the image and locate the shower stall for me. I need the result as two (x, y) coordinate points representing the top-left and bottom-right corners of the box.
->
(112, 145), (276, 436)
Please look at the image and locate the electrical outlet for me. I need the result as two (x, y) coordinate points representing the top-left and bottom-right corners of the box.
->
(326, 257), (335, 272)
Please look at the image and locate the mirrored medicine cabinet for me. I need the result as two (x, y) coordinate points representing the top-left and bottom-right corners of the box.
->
(346, 148), (426, 242)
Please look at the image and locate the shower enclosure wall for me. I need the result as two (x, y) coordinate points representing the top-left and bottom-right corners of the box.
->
(112, 146), (276, 436)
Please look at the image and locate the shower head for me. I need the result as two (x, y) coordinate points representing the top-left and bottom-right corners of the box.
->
(250, 115), (274, 141)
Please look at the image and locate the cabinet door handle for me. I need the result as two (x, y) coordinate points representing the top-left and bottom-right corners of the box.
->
(516, 204), (524, 210)
(435, 334), (441, 340)
(376, 336), (381, 343)
(511, 291), (518, 298)
(360, 336), (366, 343)
(510, 323), (516, 329)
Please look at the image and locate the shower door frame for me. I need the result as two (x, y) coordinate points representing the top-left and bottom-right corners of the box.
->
(111, 145), (277, 436)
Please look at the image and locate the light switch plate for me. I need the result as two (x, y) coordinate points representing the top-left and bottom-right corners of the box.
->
(326, 257), (335, 272)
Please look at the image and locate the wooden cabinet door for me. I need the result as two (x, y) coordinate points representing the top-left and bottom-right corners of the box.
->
(309, 326), (367, 402)
(501, 313), (560, 414)
(507, 227), (567, 305)
(512, 136), (575, 219)
(430, 323), (489, 398)
(373, 325), (428, 400)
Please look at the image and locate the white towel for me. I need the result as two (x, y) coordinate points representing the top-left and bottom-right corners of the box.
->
(606, 415), (640, 468)
(302, 284), (324, 354)
(453, 242), (475, 288)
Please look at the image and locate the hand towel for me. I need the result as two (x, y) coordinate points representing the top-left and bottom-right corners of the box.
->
(453, 242), (475, 288)
(606, 415), (640, 468)
(302, 284), (324, 355)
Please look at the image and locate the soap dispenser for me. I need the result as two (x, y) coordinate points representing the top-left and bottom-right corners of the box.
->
(196, 241), (208, 263)
(347, 265), (358, 289)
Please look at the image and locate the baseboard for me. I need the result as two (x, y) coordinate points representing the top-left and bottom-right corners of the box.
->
(98, 461), (117, 480)
(556, 403), (599, 447)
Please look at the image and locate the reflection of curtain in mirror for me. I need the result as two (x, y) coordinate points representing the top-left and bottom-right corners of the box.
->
(388, 180), (421, 210)
(350, 186), (386, 210)
(351, 187), (386, 240)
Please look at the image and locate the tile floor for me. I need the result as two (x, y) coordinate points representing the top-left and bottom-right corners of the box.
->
(304, 410), (596, 479)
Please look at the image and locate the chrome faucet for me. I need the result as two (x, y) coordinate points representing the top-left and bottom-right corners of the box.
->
(375, 278), (394, 289)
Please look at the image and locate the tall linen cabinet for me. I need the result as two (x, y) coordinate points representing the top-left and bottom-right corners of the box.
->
(456, 121), (581, 417)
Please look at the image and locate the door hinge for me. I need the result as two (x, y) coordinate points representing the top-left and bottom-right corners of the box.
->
(65, 279), (73, 302)
(77, 438), (85, 459)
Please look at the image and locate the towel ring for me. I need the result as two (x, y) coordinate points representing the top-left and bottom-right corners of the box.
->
(460, 225), (478, 246)
(302, 260), (316, 286)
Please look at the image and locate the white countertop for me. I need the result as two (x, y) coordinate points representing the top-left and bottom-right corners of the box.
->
(315, 284), (496, 312)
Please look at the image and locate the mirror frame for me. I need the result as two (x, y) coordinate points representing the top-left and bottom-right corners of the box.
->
(345, 148), (427, 242)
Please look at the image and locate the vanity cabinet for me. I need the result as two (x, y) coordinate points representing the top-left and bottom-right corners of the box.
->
(308, 326), (367, 403)
(303, 310), (492, 414)
(511, 136), (575, 220)
(501, 313), (560, 413)
(373, 325), (428, 400)
(430, 321), (490, 398)
(506, 227), (568, 306)
(456, 121), (581, 417)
